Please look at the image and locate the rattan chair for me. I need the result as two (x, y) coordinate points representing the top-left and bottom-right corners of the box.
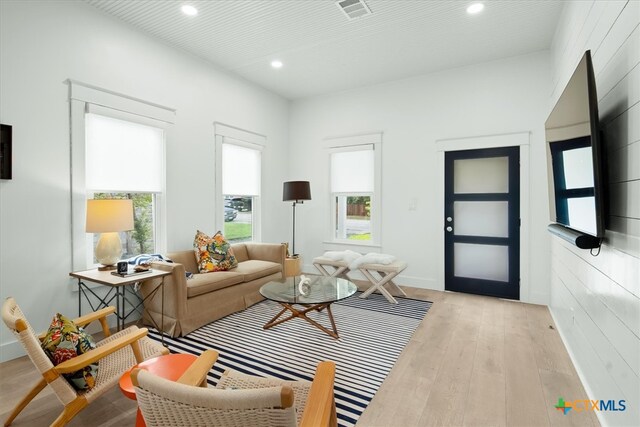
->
(132, 349), (338, 427)
(1, 297), (169, 427)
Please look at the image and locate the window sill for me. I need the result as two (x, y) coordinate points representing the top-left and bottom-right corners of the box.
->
(322, 240), (382, 249)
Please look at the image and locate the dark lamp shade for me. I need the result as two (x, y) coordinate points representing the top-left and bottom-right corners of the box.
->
(283, 181), (311, 202)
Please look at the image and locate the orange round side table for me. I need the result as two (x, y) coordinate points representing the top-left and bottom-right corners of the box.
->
(119, 353), (199, 427)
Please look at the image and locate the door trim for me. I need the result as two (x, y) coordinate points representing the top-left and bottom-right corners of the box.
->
(435, 132), (531, 301)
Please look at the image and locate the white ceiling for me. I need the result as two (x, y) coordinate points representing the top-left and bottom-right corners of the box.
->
(84, 0), (563, 100)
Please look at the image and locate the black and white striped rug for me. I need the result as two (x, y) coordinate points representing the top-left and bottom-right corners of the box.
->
(148, 292), (431, 427)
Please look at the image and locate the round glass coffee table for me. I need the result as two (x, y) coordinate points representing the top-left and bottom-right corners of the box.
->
(259, 276), (357, 339)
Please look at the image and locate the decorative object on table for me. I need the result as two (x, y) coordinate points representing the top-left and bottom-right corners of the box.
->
(85, 199), (134, 270)
(134, 264), (151, 272)
(0, 123), (12, 180)
(146, 292), (432, 427)
(127, 253), (171, 265)
(193, 230), (238, 273)
(298, 274), (311, 296)
(110, 268), (153, 278)
(281, 242), (290, 257)
(282, 181), (311, 256)
(117, 261), (128, 275)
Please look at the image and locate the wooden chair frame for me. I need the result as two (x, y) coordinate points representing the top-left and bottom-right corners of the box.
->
(132, 349), (338, 427)
(2, 298), (168, 427)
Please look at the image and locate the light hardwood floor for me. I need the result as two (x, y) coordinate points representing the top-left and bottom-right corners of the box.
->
(0, 286), (599, 427)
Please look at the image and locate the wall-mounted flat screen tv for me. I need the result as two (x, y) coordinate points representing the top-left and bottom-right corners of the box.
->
(545, 50), (605, 239)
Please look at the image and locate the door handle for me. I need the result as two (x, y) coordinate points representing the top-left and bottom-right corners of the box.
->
(445, 216), (453, 232)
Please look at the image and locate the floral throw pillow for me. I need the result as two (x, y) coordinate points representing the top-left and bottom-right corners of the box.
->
(193, 230), (238, 273)
(41, 313), (99, 391)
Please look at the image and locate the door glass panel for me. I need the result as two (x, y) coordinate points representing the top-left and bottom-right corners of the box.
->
(454, 157), (508, 193)
(454, 243), (509, 282)
(454, 201), (509, 237)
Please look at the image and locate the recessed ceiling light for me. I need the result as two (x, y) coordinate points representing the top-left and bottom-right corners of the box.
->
(271, 60), (283, 69)
(466, 3), (484, 14)
(181, 5), (198, 16)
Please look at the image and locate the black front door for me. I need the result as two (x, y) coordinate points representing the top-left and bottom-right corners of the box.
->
(444, 147), (520, 300)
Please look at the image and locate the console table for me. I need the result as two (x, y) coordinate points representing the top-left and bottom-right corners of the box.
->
(69, 268), (170, 345)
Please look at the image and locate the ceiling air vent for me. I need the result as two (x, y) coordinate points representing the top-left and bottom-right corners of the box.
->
(336, 0), (372, 21)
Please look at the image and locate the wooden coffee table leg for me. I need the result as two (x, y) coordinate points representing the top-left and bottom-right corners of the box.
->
(325, 304), (339, 337)
(263, 302), (341, 339)
(298, 304), (339, 339)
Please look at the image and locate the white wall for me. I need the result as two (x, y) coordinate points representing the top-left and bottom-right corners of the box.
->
(289, 51), (552, 304)
(548, 1), (639, 426)
(0, 0), (290, 361)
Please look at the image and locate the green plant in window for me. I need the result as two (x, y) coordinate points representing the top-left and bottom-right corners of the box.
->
(131, 194), (153, 254)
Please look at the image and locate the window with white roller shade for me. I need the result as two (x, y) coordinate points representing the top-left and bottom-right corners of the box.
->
(222, 142), (261, 196)
(84, 112), (165, 264)
(217, 135), (264, 243)
(330, 145), (374, 193)
(327, 139), (380, 244)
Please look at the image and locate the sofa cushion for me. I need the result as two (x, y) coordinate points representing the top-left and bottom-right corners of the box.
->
(167, 250), (199, 274)
(186, 271), (245, 298)
(193, 230), (238, 273)
(231, 260), (282, 282)
(231, 243), (249, 262)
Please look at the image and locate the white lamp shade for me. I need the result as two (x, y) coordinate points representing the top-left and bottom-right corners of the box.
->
(86, 199), (134, 233)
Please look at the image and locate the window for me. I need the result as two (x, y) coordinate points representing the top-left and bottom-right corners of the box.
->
(84, 113), (164, 265)
(218, 137), (262, 243)
(327, 133), (381, 244)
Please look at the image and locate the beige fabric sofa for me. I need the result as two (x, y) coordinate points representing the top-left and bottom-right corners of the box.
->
(140, 243), (286, 337)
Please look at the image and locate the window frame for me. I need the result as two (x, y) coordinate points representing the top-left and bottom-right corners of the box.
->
(69, 80), (173, 270)
(325, 132), (382, 246)
(214, 123), (266, 243)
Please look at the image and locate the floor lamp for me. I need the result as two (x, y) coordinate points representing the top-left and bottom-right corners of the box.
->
(283, 181), (311, 256)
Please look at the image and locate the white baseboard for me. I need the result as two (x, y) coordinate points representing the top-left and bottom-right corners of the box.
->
(526, 291), (550, 305)
(549, 307), (608, 427)
(0, 339), (25, 363)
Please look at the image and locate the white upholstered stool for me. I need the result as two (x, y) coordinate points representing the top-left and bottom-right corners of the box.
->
(359, 261), (408, 304)
(313, 257), (351, 278)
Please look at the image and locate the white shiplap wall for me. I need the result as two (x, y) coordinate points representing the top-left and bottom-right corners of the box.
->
(549, 1), (640, 426)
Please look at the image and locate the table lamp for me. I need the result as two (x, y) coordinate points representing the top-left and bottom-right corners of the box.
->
(283, 181), (311, 256)
(86, 199), (134, 270)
